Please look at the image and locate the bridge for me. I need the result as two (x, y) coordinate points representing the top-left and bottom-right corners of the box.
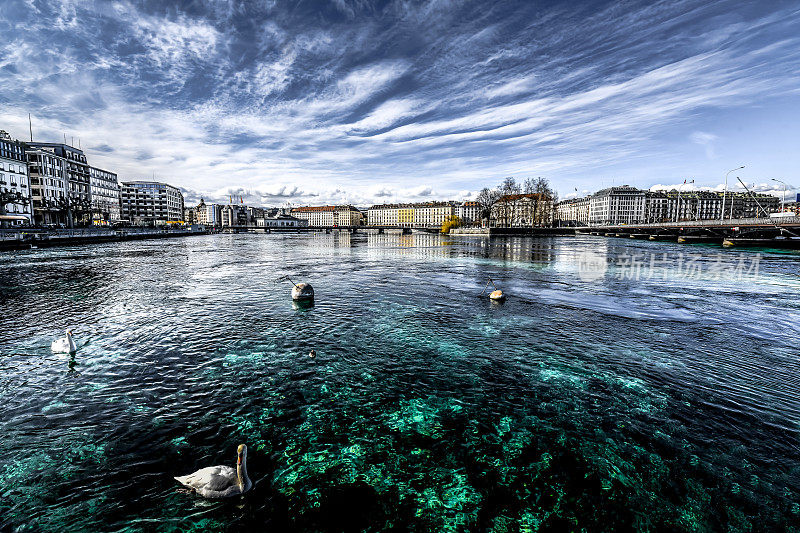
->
(575, 216), (800, 248)
(220, 225), (442, 234)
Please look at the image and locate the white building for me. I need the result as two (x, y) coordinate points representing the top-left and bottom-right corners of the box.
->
(491, 193), (554, 227)
(580, 186), (781, 225)
(0, 130), (32, 226)
(456, 201), (481, 226)
(555, 197), (590, 226)
(367, 202), (455, 227)
(120, 181), (184, 225)
(26, 146), (69, 225)
(588, 186), (647, 226)
(256, 214), (308, 228)
(412, 202), (454, 227)
(196, 199), (222, 227)
(89, 166), (120, 224)
(27, 142), (92, 226)
(367, 204), (400, 226)
(291, 205), (362, 227)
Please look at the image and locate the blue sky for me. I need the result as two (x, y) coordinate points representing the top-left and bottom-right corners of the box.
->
(1, 0), (799, 206)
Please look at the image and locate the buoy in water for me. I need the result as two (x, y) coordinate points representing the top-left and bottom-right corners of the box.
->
(480, 278), (506, 301)
(292, 282), (314, 301)
(309, 350), (316, 359)
(489, 289), (505, 301)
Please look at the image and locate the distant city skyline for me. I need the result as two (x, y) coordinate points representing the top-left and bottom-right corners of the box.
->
(1, 0), (799, 206)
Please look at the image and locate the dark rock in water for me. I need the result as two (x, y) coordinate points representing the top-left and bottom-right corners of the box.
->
(292, 282), (314, 301)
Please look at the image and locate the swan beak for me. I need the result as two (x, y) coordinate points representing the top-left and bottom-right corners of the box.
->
(237, 456), (242, 465)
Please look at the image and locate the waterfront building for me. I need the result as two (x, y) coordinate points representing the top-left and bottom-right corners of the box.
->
(292, 206), (335, 226)
(27, 142), (91, 226)
(256, 214), (308, 227)
(221, 204), (246, 227)
(291, 205), (362, 227)
(246, 206), (265, 222)
(367, 202), (455, 227)
(184, 206), (197, 225)
(88, 166), (120, 224)
(457, 201), (481, 226)
(412, 202), (454, 227)
(716, 191), (780, 219)
(196, 199), (222, 227)
(588, 186), (646, 226)
(120, 181), (184, 225)
(492, 193), (553, 227)
(576, 185), (782, 225)
(367, 204), (400, 226)
(555, 197), (591, 226)
(0, 130), (32, 226)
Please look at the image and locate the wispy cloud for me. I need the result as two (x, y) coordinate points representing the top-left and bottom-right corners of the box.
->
(1, 0), (799, 205)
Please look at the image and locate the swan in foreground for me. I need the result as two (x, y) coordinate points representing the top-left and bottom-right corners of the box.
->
(174, 444), (252, 498)
(51, 330), (76, 354)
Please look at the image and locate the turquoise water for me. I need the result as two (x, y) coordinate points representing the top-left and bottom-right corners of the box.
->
(1, 233), (799, 531)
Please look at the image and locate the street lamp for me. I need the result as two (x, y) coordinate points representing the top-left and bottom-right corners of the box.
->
(771, 178), (789, 211)
(675, 180), (694, 222)
(721, 166), (745, 222)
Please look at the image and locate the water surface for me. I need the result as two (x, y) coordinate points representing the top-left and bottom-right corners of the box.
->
(1, 233), (799, 531)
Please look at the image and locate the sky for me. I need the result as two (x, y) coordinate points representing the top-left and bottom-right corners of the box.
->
(1, 0), (799, 207)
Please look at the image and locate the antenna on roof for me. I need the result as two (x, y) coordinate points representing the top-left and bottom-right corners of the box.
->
(28, 113), (33, 142)
(64, 133), (67, 144)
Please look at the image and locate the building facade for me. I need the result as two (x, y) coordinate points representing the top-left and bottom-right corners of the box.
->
(367, 202), (455, 227)
(367, 204), (399, 226)
(89, 166), (120, 224)
(26, 146), (69, 225)
(120, 181), (184, 225)
(457, 201), (481, 226)
(256, 214), (308, 228)
(27, 143), (93, 226)
(559, 185), (783, 226)
(0, 130), (32, 226)
(555, 197), (591, 226)
(491, 193), (553, 227)
(195, 199), (221, 227)
(291, 205), (362, 227)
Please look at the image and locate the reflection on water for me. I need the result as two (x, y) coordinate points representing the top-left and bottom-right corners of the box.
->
(1, 233), (799, 531)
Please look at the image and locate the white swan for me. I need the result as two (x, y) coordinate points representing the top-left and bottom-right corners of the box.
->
(51, 330), (76, 354)
(174, 444), (252, 498)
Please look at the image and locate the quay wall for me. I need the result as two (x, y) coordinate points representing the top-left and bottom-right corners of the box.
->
(0, 228), (209, 251)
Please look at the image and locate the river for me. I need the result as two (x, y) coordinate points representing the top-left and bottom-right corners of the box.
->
(1, 233), (799, 531)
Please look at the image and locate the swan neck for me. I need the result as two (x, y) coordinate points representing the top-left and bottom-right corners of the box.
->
(237, 456), (249, 491)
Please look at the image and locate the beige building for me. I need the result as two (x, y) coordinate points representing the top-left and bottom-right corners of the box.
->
(367, 204), (400, 226)
(457, 201), (481, 225)
(291, 205), (362, 227)
(491, 193), (554, 227)
(555, 197), (590, 226)
(367, 202), (455, 227)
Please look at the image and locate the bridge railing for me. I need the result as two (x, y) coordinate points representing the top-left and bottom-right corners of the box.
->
(586, 216), (800, 230)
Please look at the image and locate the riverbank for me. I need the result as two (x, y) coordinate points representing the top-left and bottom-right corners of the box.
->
(0, 227), (209, 251)
(450, 227), (576, 236)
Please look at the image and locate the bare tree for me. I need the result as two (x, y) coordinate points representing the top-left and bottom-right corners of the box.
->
(476, 187), (501, 226)
(497, 177), (522, 226)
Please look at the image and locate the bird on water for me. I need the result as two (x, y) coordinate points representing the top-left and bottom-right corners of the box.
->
(51, 330), (77, 354)
(174, 444), (252, 498)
